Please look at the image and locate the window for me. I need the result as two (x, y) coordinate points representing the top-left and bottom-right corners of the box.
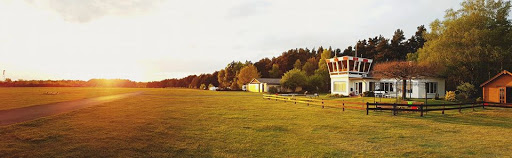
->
(327, 62), (334, 72)
(426, 82), (437, 93)
(333, 82), (346, 92)
(377, 82), (393, 92)
(369, 82), (375, 91)
(500, 88), (505, 103)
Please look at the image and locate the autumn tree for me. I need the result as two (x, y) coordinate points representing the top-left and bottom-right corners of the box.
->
(254, 58), (272, 78)
(302, 57), (318, 76)
(373, 61), (437, 99)
(217, 69), (228, 88)
(293, 59), (302, 70)
(237, 65), (261, 87)
(314, 49), (332, 92)
(318, 49), (332, 71)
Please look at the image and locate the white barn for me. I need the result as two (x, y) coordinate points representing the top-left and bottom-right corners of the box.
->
(326, 56), (445, 98)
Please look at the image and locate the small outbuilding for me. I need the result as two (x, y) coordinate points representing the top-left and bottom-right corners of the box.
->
(480, 70), (512, 103)
(247, 78), (281, 93)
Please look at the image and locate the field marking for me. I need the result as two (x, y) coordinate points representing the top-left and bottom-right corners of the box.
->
(0, 92), (142, 126)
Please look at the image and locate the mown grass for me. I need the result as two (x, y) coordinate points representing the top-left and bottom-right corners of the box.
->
(0, 87), (156, 110)
(1, 88), (512, 157)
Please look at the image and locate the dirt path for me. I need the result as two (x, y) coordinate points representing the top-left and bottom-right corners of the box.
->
(0, 92), (142, 126)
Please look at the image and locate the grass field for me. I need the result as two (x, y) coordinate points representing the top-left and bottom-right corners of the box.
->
(0, 87), (153, 110)
(1, 88), (512, 157)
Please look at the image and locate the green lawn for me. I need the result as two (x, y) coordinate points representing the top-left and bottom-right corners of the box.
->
(1, 88), (512, 157)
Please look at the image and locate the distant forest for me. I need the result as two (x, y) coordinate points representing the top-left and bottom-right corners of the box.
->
(0, 79), (146, 88)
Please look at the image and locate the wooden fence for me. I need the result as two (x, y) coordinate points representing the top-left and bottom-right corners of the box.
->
(367, 102), (512, 116)
(262, 94), (366, 111)
(263, 94), (512, 117)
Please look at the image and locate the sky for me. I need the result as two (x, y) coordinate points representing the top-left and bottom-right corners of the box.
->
(0, 0), (464, 82)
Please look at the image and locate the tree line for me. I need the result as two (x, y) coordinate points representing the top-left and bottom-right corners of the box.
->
(0, 79), (146, 88)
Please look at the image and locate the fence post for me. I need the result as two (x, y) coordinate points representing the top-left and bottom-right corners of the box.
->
(459, 104), (462, 113)
(472, 103), (475, 111)
(343, 103), (345, 112)
(366, 102), (369, 115)
(425, 104), (428, 115)
(442, 103), (445, 115)
(393, 103), (396, 116)
(420, 105), (424, 117)
(322, 99), (324, 109)
(483, 102), (485, 109)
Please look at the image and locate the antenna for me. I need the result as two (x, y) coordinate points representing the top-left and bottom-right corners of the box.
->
(355, 44), (358, 57)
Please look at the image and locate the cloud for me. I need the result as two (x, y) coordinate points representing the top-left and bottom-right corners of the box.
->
(227, 0), (271, 18)
(25, 0), (163, 23)
(1, 0), (465, 81)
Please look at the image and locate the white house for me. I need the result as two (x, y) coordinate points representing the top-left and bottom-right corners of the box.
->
(326, 56), (445, 98)
(247, 78), (282, 93)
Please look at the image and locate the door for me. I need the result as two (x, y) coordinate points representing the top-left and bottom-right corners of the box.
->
(354, 82), (363, 95)
(359, 82), (363, 94)
(499, 88), (505, 103)
(507, 87), (512, 104)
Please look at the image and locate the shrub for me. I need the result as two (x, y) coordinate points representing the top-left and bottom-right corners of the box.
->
(456, 93), (468, 102)
(456, 82), (476, 100)
(268, 87), (279, 94)
(199, 84), (206, 90)
(445, 91), (456, 101)
(362, 91), (374, 97)
(476, 97), (483, 102)
(326, 94), (345, 98)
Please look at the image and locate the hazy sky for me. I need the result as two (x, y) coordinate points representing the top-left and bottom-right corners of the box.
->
(0, 0), (463, 81)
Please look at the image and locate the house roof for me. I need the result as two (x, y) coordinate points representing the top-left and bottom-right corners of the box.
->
(249, 78), (281, 85)
(480, 70), (512, 87)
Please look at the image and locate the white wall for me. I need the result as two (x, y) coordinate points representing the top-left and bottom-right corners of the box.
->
(331, 76), (350, 95)
(413, 78), (446, 99)
(379, 78), (446, 99)
(329, 76), (446, 98)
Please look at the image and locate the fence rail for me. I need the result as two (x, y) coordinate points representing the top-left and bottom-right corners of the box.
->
(263, 94), (512, 117)
(263, 94), (368, 111)
(366, 102), (512, 116)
